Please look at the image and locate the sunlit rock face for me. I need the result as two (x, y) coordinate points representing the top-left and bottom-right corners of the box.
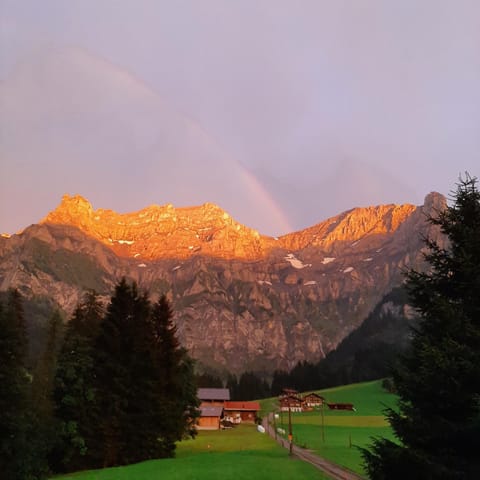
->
(41, 194), (276, 260)
(0, 193), (445, 372)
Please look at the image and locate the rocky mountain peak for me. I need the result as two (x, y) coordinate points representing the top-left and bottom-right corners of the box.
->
(423, 191), (448, 213)
(41, 194), (273, 260)
(279, 202), (417, 252)
(43, 194), (94, 223)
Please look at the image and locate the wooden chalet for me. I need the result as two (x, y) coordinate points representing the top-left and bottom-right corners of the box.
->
(279, 394), (303, 412)
(197, 406), (224, 430)
(197, 388), (230, 406)
(280, 388), (298, 397)
(197, 388), (230, 430)
(224, 401), (261, 424)
(303, 392), (325, 408)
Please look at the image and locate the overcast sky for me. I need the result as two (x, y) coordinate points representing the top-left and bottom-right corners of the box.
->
(1, 0), (479, 236)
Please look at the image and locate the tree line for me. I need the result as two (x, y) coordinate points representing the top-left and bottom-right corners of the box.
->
(0, 279), (199, 479)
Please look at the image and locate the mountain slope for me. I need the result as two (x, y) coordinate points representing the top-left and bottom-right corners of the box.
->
(0, 193), (446, 372)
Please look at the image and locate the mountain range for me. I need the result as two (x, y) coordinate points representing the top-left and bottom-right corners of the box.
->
(0, 192), (446, 373)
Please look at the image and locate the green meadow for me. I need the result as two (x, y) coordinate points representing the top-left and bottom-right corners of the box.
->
(52, 424), (328, 480)
(53, 380), (397, 480)
(268, 380), (398, 476)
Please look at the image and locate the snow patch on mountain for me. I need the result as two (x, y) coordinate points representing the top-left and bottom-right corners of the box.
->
(321, 257), (336, 264)
(285, 253), (311, 269)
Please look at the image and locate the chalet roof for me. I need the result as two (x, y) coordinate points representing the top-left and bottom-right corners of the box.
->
(303, 392), (325, 399)
(197, 388), (230, 401)
(224, 401), (261, 411)
(199, 406), (224, 417)
(280, 394), (302, 401)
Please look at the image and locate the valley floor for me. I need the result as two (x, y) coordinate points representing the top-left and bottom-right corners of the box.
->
(51, 424), (327, 480)
(52, 380), (397, 480)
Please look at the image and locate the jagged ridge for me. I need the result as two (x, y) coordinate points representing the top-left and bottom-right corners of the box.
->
(1, 192), (446, 373)
(41, 194), (424, 261)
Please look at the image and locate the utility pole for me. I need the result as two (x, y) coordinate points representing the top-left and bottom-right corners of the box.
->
(288, 398), (293, 456)
(320, 400), (325, 442)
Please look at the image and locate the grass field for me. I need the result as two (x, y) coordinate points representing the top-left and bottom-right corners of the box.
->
(268, 380), (398, 476)
(52, 424), (328, 480)
(53, 380), (396, 479)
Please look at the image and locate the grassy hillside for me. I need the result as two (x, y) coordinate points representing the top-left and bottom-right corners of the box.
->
(265, 380), (398, 476)
(52, 425), (328, 480)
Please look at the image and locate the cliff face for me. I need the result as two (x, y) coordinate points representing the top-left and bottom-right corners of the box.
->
(41, 195), (275, 260)
(0, 193), (446, 373)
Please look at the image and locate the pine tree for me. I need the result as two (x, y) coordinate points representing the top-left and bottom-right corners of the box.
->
(195, 372), (224, 388)
(226, 373), (239, 399)
(177, 354), (200, 440)
(53, 291), (103, 472)
(362, 175), (480, 479)
(0, 289), (48, 480)
(91, 281), (199, 467)
(236, 371), (270, 400)
(32, 310), (64, 419)
(271, 370), (290, 396)
(92, 279), (146, 467)
(141, 295), (198, 458)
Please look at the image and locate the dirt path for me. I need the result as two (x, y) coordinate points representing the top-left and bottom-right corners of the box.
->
(263, 414), (365, 480)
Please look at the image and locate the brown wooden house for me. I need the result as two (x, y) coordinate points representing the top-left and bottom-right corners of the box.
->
(224, 401), (261, 423)
(197, 388), (230, 406)
(197, 406), (224, 430)
(196, 388), (230, 430)
(303, 392), (325, 408)
(279, 395), (303, 412)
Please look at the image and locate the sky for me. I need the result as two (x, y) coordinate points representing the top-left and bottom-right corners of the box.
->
(1, 0), (479, 236)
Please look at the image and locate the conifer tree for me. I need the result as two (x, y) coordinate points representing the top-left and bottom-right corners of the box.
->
(32, 310), (64, 419)
(236, 371), (270, 400)
(91, 280), (198, 467)
(53, 291), (103, 472)
(177, 354), (200, 440)
(0, 289), (48, 479)
(270, 370), (290, 396)
(92, 279), (146, 467)
(195, 372), (224, 388)
(362, 175), (480, 479)
(226, 373), (239, 399)
(148, 295), (199, 455)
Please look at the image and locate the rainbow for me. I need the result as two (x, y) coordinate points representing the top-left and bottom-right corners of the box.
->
(237, 165), (293, 236)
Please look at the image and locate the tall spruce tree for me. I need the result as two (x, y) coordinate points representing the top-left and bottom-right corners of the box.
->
(92, 280), (198, 467)
(362, 175), (480, 479)
(53, 291), (103, 472)
(148, 295), (199, 455)
(92, 279), (147, 467)
(236, 371), (270, 400)
(32, 310), (64, 419)
(0, 289), (48, 480)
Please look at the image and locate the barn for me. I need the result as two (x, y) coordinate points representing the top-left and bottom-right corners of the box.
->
(327, 402), (356, 411)
(224, 401), (261, 423)
(197, 406), (224, 430)
(196, 388), (231, 430)
(197, 388), (230, 406)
